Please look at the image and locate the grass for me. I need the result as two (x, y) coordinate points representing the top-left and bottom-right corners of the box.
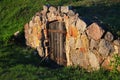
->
(0, 0), (120, 80)
(0, 43), (120, 80)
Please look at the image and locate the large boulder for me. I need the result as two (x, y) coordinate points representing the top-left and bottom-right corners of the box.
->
(71, 49), (89, 69)
(86, 23), (105, 40)
(98, 39), (114, 57)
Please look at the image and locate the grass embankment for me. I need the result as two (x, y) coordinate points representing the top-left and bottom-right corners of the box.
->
(0, 0), (120, 80)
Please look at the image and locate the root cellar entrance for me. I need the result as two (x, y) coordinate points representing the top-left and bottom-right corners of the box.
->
(48, 21), (67, 66)
(24, 5), (120, 71)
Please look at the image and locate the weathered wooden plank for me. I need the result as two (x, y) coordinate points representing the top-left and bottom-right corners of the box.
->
(59, 22), (63, 65)
(48, 29), (66, 34)
(48, 21), (67, 66)
(56, 22), (60, 64)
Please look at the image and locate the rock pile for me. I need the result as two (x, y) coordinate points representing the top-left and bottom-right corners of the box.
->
(24, 5), (120, 71)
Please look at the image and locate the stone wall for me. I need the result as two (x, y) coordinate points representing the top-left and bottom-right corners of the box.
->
(24, 5), (120, 71)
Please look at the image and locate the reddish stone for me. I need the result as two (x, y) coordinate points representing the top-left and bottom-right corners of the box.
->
(32, 26), (37, 35)
(24, 23), (29, 30)
(86, 23), (105, 40)
(37, 33), (41, 40)
(24, 23), (29, 42)
(66, 32), (71, 40)
(97, 55), (104, 64)
(102, 56), (113, 70)
(79, 47), (86, 53)
(69, 26), (78, 38)
(81, 34), (89, 53)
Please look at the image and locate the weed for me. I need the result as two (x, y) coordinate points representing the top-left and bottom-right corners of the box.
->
(110, 54), (120, 74)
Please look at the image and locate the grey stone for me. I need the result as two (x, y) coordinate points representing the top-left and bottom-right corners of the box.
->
(68, 10), (75, 16)
(113, 40), (120, 46)
(69, 37), (75, 48)
(114, 45), (119, 54)
(43, 5), (48, 12)
(28, 28), (32, 34)
(80, 33), (89, 52)
(37, 46), (44, 57)
(113, 40), (120, 54)
(29, 20), (34, 28)
(49, 6), (57, 13)
(75, 38), (82, 49)
(88, 51), (100, 70)
(104, 32), (114, 42)
(86, 23), (105, 40)
(70, 49), (89, 69)
(47, 12), (57, 21)
(90, 39), (98, 50)
(69, 14), (78, 26)
(76, 18), (87, 33)
(98, 39), (114, 56)
(61, 6), (69, 13)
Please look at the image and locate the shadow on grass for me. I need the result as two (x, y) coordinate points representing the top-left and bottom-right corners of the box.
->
(0, 32), (62, 71)
(0, 43), (63, 69)
(73, 2), (120, 37)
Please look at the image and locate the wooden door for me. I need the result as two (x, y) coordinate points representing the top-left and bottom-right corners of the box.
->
(48, 21), (67, 66)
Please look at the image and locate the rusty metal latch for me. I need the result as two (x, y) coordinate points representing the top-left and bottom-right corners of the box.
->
(48, 29), (66, 34)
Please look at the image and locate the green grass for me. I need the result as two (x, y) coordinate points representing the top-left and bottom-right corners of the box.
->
(0, 44), (120, 80)
(0, 0), (120, 80)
